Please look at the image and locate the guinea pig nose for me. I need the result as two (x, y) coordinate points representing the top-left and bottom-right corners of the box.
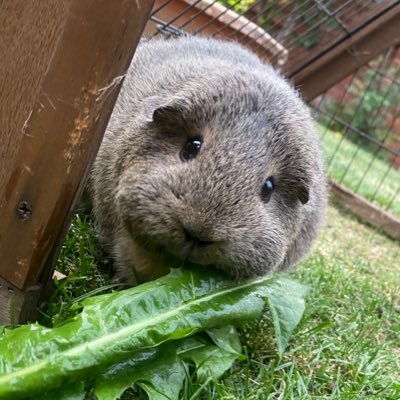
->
(183, 228), (213, 247)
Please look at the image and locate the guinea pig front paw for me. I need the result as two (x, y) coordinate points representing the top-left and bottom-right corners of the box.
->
(111, 268), (138, 288)
(113, 232), (172, 286)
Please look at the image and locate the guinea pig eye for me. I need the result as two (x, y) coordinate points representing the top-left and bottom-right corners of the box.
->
(261, 177), (275, 203)
(180, 137), (202, 162)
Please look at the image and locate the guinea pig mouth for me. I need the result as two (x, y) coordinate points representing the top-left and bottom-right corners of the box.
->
(154, 242), (212, 265)
(134, 233), (214, 266)
(183, 242), (215, 265)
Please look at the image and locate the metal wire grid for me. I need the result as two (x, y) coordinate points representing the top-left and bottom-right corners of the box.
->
(312, 47), (400, 217)
(149, 0), (397, 72)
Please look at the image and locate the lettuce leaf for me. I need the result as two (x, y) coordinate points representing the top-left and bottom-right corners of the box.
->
(0, 267), (307, 399)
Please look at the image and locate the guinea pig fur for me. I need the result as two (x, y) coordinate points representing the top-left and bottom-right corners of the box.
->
(88, 36), (327, 284)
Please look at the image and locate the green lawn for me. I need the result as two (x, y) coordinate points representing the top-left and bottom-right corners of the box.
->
(44, 204), (400, 399)
(214, 205), (400, 399)
(317, 123), (400, 219)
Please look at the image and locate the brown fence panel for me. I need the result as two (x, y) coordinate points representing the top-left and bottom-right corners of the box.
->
(0, 0), (154, 323)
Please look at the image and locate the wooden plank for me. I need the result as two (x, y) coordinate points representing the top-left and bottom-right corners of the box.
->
(290, 2), (400, 102)
(329, 181), (400, 241)
(0, 1), (71, 191)
(0, 0), (153, 323)
(0, 277), (42, 326)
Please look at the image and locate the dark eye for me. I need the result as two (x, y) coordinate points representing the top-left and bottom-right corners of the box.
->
(180, 137), (202, 162)
(261, 177), (275, 203)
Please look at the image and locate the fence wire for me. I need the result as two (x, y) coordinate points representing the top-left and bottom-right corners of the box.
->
(312, 47), (400, 217)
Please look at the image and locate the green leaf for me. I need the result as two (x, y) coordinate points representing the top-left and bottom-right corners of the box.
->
(94, 332), (242, 400)
(36, 382), (86, 400)
(263, 278), (308, 355)
(0, 267), (307, 399)
(206, 325), (243, 357)
(94, 347), (185, 400)
(179, 338), (238, 382)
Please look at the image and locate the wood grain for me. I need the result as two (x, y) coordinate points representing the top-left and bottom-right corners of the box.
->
(330, 181), (400, 241)
(0, 0), (153, 323)
(0, 1), (71, 190)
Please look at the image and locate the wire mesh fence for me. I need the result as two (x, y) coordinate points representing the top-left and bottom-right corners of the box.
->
(143, 0), (400, 219)
(147, 0), (397, 71)
(312, 47), (400, 218)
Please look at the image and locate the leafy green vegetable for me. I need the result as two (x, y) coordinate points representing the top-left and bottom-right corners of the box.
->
(94, 345), (183, 400)
(0, 267), (307, 399)
(264, 279), (308, 354)
(93, 331), (239, 400)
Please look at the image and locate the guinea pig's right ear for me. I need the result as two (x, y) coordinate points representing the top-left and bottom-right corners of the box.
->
(143, 95), (189, 125)
(143, 95), (169, 123)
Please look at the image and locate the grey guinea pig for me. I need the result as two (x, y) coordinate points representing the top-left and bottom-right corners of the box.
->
(88, 35), (327, 285)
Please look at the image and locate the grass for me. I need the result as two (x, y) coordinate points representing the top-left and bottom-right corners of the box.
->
(43, 204), (400, 399)
(215, 204), (400, 399)
(317, 123), (400, 218)
(40, 214), (114, 326)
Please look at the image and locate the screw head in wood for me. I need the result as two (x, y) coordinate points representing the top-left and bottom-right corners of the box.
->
(17, 201), (32, 221)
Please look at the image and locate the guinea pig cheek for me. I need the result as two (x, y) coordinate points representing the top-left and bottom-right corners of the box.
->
(219, 231), (287, 277)
(115, 171), (183, 247)
(191, 204), (288, 278)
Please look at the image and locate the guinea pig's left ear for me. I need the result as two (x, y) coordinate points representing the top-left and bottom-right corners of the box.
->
(296, 182), (310, 205)
(281, 175), (310, 205)
(289, 161), (312, 205)
(284, 174), (310, 205)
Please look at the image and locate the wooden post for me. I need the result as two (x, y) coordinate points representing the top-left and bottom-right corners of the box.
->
(0, 0), (154, 324)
